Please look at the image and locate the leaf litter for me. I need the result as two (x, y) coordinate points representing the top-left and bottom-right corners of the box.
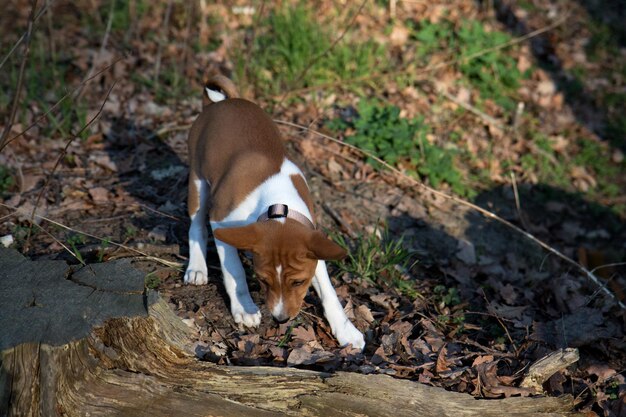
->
(1, 0), (625, 415)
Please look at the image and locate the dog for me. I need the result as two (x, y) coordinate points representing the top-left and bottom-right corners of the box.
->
(184, 75), (365, 349)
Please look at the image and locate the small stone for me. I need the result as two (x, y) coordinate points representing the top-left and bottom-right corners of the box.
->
(148, 225), (168, 243)
(0, 235), (14, 247)
(456, 239), (476, 265)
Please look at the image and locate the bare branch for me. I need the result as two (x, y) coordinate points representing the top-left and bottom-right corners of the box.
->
(0, 0), (39, 150)
(0, 56), (124, 152)
(0, 0), (51, 70)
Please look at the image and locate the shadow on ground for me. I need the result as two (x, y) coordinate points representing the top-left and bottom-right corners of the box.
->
(387, 182), (625, 351)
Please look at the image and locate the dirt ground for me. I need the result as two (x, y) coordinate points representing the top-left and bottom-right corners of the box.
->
(1, 0), (625, 415)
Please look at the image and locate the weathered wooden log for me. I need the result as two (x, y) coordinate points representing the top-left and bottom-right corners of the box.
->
(0, 248), (581, 416)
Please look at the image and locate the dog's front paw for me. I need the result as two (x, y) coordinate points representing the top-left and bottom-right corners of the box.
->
(231, 303), (262, 328)
(335, 320), (365, 350)
(184, 267), (208, 285)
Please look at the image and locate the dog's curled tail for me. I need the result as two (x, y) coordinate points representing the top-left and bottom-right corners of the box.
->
(203, 74), (239, 106)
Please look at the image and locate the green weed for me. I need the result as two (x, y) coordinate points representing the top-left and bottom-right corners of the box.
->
(97, 238), (111, 263)
(235, 4), (385, 97)
(586, 21), (620, 62)
(331, 226), (419, 298)
(0, 166), (15, 196)
(328, 100), (473, 196)
(433, 285), (461, 307)
(144, 272), (161, 289)
(573, 138), (623, 198)
(123, 225), (138, 241)
(66, 233), (86, 264)
(413, 19), (527, 111)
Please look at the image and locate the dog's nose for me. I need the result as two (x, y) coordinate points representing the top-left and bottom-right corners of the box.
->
(273, 314), (290, 324)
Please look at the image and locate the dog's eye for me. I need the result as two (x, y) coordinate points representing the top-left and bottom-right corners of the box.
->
(291, 280), (305, 287)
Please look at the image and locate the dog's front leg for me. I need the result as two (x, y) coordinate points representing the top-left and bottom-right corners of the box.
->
(312, 260), (365, 350)
(213, 237), (262, 327)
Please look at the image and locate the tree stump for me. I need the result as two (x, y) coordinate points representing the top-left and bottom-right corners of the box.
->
(0, 248), (581, 416)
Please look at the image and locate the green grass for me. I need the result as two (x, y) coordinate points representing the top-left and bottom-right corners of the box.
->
(144, 272), (161, 289)
(573, 138), (623, 198)
(66, 233), (87, 264)
(0, 166), (15, 197)
(235, 4), (386, 97)
(330, 226), (420, 299)
(328, 100), (474, 197)
(412, 19), (528, 111)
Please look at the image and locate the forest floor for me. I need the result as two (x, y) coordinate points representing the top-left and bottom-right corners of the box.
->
(1, 0), (625, 415)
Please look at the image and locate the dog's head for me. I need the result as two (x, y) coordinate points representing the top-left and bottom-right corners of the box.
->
(213, 220), (346, 322)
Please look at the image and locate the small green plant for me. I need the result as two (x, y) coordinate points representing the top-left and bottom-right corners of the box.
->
(66, 233), (86, 264)
(97, 238), (111, 263)
(413, 19), (528, 111)
(235, 4), (385, 97)
(433, 285), (461, 307)
(328, 100), (473, 196)
(123, 225), (138, 241)
(331, 226), (419, 298)
(0, 166), (15, 196)
(572, 138), (623, 198)
(144, 272), (161, 289)
(277, 318), (301, 347)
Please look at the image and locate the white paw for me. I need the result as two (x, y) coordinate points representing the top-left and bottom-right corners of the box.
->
(334, 320), (365, 350)
(231, 302), (261, 327)
(184, 267), (208, 285)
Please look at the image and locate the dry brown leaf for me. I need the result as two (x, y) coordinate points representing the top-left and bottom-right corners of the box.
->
(88, 187), (109, 204)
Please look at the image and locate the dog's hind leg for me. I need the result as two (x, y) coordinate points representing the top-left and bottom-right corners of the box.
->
(185, 170), (210, 285)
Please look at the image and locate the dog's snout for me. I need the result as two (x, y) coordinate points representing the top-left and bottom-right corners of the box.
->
(273, 314), (290, 324)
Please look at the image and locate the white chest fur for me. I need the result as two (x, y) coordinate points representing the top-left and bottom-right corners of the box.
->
(210, 158), (312, 230)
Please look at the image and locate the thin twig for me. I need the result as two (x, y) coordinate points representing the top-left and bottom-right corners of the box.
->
(153, 0), (174, 89)
(275, 0), (368, 109)
(75, 0), (116, 101)
(510, 171), (530, 231)
(438, 88), (505, 131)
(590, 262), (626, 274)
(0, 0), (51, 70)
(0, 56), (124, 152)
(24, 81), (118, 251)
(33, 222), (87, 267)
(0, 0), (39, 151)
(0, 202), (183, 270)
(322, 202), (357, 238)
(274, 14), (567, 101)
(274, 120), (626, 311)
(135, 203), (182, 221)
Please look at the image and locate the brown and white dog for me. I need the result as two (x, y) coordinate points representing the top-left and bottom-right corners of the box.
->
(185, 75), (365, 349)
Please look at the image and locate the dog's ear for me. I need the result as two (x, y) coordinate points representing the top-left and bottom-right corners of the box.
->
(307, 231), (347, 260)
(213, 224), (261, 251)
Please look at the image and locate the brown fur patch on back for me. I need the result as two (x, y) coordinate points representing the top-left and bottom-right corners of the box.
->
(188, 99), (285, 221)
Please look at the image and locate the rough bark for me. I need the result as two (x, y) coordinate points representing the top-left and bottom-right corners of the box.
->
(0, 249), (582, 416)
